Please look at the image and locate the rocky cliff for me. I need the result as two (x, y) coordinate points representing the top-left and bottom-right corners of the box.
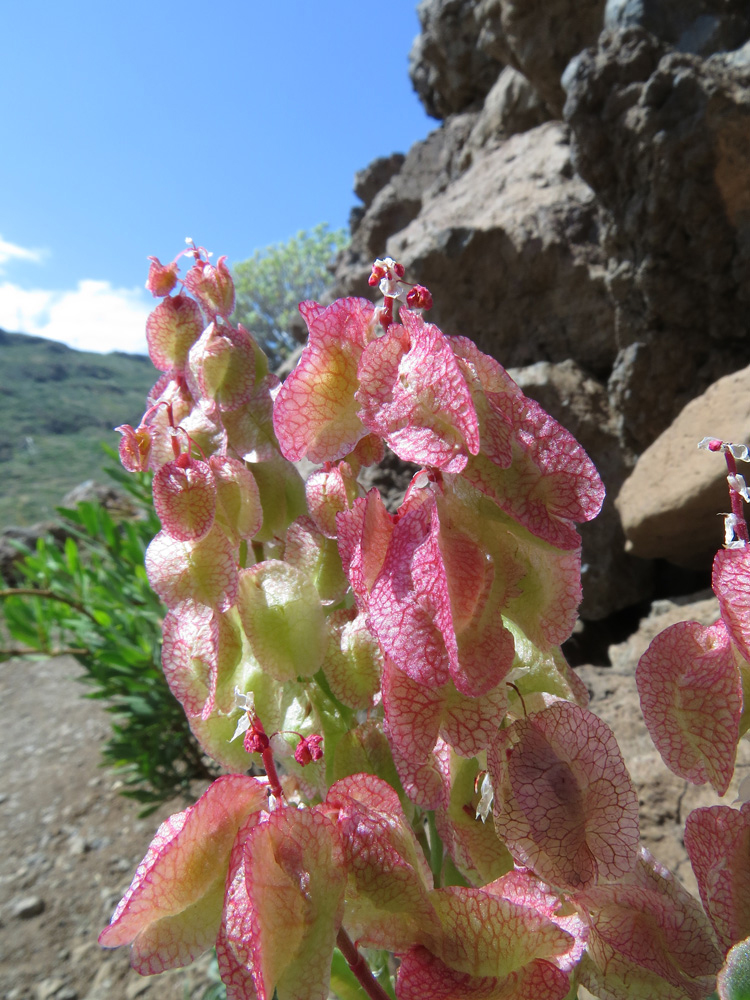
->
(329, 0), (750, 622)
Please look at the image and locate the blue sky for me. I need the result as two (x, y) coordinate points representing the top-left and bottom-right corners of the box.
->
(0, 2), (433, 354)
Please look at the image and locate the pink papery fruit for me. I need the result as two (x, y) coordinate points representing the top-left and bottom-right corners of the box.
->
(396, 884), (574, 1000)
(272, 297), (375, 463)
(229, 806), (347, 1000)
(488, 702), (639, 890)
(325, 774), (440, 953)
(363, 483), (514, 697)
(636, 618), (742, 795)
(284, 516), (349, 605)
(305, 461), (362, 539)
(187, 323), (256, 412)
(116, 423), (152, 472)
(456, 343), (605, 550)
(209, 455), (263, 543)
(99, 775), (267, 974)
(235, 560), (327, 682)
(183, 255), (235, 319)
(685, 803), (750, 951)
(160, 601), (242, 720)
(576, 848), (722, 1000)
(320, 609), (382, 710)
(145, 524), (238, 612)
(152, 456), (216, 541)
(355, 309), (480, 472)
(145, 293), (204, 372)
(430, 752), (514, 886)
(714, 546), (750, 663)
(145, 256), (179, 298)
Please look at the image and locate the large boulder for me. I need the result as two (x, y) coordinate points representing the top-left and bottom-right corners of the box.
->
(475, 0), (607, 114)
(616, 365), (750, 568)
(409, 0), (504, 119)
(386, 121), (616, 376)
(564, 27), (750, 451)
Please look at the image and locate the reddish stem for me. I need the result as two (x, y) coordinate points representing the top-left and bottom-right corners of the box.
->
(378, 297), (394, 331)
(336, 928), (392, 1000)
(725, 450), (750, 544)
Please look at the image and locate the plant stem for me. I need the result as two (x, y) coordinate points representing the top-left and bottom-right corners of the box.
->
(336, 928), (392, 1000)
(0, 587), (99, 622)
(426, 810), (443, 888)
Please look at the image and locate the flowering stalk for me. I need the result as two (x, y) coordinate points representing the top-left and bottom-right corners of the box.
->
(99, 243), (731, 1000)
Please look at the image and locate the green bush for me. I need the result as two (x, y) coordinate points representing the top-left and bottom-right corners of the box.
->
(0, 453), (216, 813)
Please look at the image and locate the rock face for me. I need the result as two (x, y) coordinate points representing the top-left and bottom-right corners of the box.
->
(476, 0), (608, 114)
(604, 0), (750, 57)
(409, 0), (504, 119)
(328, 1), (750, 617)
(564, 27), (750, 452)
(616, 365), (750, 567)
(387, 122), (615, 376)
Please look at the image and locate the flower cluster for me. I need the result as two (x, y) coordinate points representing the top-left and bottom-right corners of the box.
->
(101, 246), (735, 1000)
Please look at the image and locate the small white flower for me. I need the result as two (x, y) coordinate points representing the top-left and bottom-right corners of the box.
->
(476, 772), (494, 823)
(723, 513), (748, 548)
(230, 687), (255, 742)
(728, 474), (750, 502)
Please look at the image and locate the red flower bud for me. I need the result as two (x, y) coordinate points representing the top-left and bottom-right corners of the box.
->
(294, 734), (324, 766)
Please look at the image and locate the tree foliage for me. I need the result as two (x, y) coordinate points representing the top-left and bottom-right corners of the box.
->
(232, 223), (348, 370)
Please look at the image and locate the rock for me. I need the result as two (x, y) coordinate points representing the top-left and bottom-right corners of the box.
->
(11, 894), (45, 919)
(509, 359), (652, 618)
(409, 0), (504, 119)
(604, 0), (750, 57)
(352, 153), (406, 211)
(36, 980), (75, 1000)
(385, 122), (616, 377)
(475, 0), (607, 114)
(334, 112), (480, 299)
(616, 365), (750, 567)
(461, 66), (550, 160)
(564, 27), (750, 451)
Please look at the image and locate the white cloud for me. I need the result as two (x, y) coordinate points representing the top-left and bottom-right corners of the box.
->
(0, 236), (45, 271)
(0, 279), (151, 355)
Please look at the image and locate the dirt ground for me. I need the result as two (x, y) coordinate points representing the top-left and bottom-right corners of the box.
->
(0, 654), (215, 1000)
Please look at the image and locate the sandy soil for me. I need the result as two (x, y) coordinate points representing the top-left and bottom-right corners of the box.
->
(0, 654), (215, 1000)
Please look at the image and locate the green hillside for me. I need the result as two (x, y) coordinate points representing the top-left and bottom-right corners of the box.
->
(0, 329), (156, 527)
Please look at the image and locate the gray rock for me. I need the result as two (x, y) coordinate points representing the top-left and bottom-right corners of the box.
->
(11, 895), (45, 919)
(385, 122), (616, 377)
(409, 0), (504, 119)
(475, 0), (607, 114)
(353, 153), (406, 211)
(335, 112), (479, 299)
(604, 0), (750, 57)
(564, 27), (750, 451)
(462, 66), (550, 160)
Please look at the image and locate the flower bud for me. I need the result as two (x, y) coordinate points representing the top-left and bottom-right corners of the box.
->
(184, 255), (235, 319)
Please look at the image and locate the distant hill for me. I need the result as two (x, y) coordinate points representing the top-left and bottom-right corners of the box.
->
(0, 329), (156, 527)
